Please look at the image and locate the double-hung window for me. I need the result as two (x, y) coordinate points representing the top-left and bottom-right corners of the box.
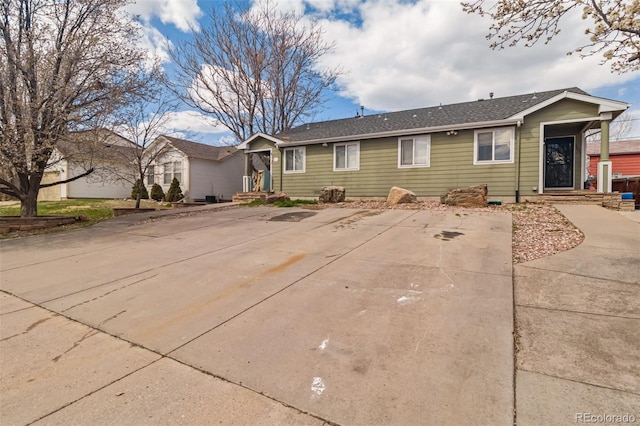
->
(163, 161), (183, 184)
(334, 142), (360, 171)
(284, 147), (305, 173)
(474, 128), (514, 164)
(398, 136), (430, 167)
(147, 165), (155, 185)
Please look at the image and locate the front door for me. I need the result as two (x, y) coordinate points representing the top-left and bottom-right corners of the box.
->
(250, 151), (272, 192)
(545, 136), (575, 189)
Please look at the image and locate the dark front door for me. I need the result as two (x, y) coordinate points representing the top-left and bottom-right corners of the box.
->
(545, 136), (575, 189)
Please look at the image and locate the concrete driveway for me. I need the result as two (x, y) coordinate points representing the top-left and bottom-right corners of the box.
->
(1, 206), (513, 425)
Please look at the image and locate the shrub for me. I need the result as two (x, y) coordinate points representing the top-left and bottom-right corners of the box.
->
(165, 178), (183, 202)
(150, 183), (165, 201)
(131, 180), (149, 200)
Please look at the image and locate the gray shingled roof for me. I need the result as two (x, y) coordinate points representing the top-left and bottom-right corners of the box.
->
(278, 87), (589, 143)
(57, 130), (137, 161)
(162, 136), (238, 161)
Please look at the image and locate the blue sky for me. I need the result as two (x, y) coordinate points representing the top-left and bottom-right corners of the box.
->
(127, 0), (640, 144)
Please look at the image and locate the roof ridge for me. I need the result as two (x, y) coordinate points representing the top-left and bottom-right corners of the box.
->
(291, 87), (586, 130)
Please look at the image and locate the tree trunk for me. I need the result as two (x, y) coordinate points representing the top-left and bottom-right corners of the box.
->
(135, 187), (142, 209)
(20, 176), (42, 217)
(21, 194), (38, 217)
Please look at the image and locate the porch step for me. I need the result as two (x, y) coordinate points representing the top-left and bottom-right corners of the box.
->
(232, 192), (270, 203)
(538, 191), (633, 211)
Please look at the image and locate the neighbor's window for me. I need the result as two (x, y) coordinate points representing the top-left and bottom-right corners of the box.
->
(163, 161), (182, 184)
(334, 142), (360, 171)
(398, 136), (430, 167)
(173, 161), (182, 183)
(284, 147), (306, 173)
(163, 162), (171, 184)
(147, 165), (155, 185)
(474, 128), (514, 164)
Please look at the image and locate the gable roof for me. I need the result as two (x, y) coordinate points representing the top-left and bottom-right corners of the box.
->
(159, 136), (238, 161)
(56, 129), (137, 161)
(238, 87), (629, 148)
(587, 139), (640, 156)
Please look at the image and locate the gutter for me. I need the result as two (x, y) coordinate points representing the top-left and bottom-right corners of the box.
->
(515, 121), (522, 202)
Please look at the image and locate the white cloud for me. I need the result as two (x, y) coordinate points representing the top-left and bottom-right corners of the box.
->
(126, 0), (202, 32)
(135, 22), (172, 65)
(161, 110), (229, 135)
(217, 135), (240, 146)
(308, 0), (637, 111)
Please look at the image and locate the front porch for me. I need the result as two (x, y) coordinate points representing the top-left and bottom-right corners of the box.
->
(232, 191), (271, 203)
(538, 101), (622, 198)
(538, 190), (635, 211)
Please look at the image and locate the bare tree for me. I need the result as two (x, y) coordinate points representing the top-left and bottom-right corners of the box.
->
(461, 0), (640, 73)
(586, 111), (635, 142)
(168, 0), (342, 142)
(104, 71), (178, 208)
(0, 0), (148, 216)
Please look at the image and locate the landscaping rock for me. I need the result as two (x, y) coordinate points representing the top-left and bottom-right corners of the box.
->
(387, 186), (417, 205)
(441, 184), (488, 207)
(267, 192), (290, 204)
(319, 186), (345, 203)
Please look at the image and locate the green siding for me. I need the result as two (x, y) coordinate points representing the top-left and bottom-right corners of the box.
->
(259, 98), (600, 199)
(247, 139), (276, 152)
(283, 130), (518, 198)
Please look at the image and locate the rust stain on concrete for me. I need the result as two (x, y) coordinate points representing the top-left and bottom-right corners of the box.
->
(263, 253), (306, 275)
(131, 253), (307, 343)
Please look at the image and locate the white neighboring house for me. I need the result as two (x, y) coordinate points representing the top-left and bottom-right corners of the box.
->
(40, 130), (134, 201)
(146, 136), (243, 201)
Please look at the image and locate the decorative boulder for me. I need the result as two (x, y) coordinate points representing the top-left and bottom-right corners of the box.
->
(319, 186), (346, 203)
(387, 186), (417, 205)
(267, 191), (290, 204)
(440, 184), (488, 207)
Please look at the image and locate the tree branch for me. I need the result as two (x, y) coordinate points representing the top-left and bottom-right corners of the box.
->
(0, 177), (22, 199)
(39, 167), (94, 188)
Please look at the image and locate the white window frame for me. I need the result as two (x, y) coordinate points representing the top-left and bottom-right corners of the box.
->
(147, 165), (155, 185)
(173, 161), (182, 183)
(283, 146), (306, 174)
(398, 135), (431, 168)
(163, 162), (172, 184)
(163, 161), (183, 184)
(333, 141), (360, 171)
(473, 127), (515, 165)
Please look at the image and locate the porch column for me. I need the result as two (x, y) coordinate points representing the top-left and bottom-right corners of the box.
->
(243, 152), (252, 192)
(597, 113), (612, 193)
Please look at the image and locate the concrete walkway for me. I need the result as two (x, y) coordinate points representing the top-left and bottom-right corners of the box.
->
(1, 206), (514, 425)
(3, 203), (637, 425)
(514, 205), (640, 425)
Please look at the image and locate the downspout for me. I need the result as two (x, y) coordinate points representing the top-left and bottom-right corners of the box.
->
(515, 121), (522, 203)
(278, 147), (283, 192)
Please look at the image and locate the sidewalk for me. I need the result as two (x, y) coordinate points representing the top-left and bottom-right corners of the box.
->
(514, 205), (640, 425)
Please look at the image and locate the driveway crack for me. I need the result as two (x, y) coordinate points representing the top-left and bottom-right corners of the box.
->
(0, 315), (53, 342)
(52, 329), (98, 362)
